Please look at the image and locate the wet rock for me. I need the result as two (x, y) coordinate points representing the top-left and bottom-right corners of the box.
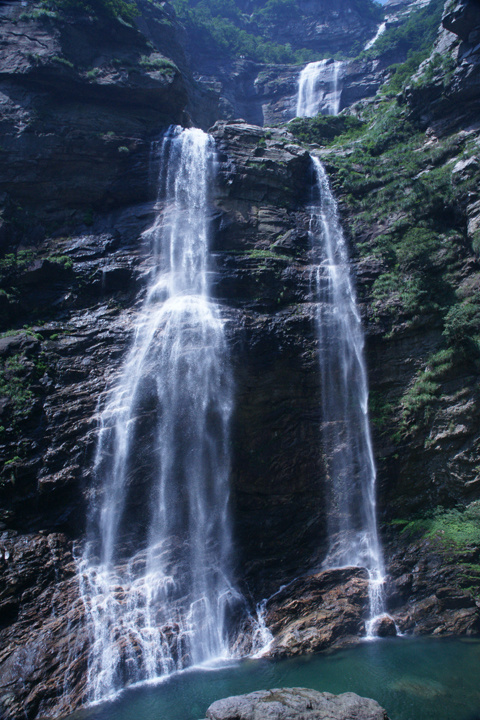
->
(435, 587), (477, 610)
(203, 688), (390, 720)
(370, 614), (397, 637)
(384, 538), (480, 636)
(262, 568), (370, 657)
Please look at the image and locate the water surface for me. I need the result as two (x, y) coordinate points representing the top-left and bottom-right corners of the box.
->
(68, 637), (480, 720)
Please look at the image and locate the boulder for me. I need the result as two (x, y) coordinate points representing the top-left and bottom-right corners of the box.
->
(370, 614), (397, 637)
(203, 688), (390, 720)
(263, 567), (370, 656)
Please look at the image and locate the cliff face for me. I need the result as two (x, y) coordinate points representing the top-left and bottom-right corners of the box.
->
(1, 1), (480, 719)
(314, 0), (480, 636)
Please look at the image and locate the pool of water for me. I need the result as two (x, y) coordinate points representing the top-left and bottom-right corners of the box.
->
(69, 637), (480, 720)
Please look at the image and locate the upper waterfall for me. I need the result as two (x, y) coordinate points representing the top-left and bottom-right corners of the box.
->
(78, 127), (239, 702)
(309, 156), (386, 628)
(296, 60), (344, 117)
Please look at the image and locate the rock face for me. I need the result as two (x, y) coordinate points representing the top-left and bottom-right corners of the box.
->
(211, 121), (326, 594)
(318, 0), (480, 642)
(404, 0), (480, 131)
(203, 688), (390, 720)
(262, 568), (370, 656)
(1, 1), (480, 719)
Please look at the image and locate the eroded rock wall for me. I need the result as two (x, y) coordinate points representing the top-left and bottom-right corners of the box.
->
(1, 1), (480, 718)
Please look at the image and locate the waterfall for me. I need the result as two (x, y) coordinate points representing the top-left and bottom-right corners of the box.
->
(78, 127), (239, 702)
(296, 60), (344, 118)
(364, 21), (386, 51)
(309, 156), (386, 631)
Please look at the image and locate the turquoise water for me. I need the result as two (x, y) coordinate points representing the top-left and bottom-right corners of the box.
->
(70, 637), (480, 720)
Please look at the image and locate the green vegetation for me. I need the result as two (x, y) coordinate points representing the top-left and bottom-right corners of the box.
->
(288, 115), (364, 145)
(394, 503), (480, 553)
(0, 355), (36, 422)
(359, 0), (446, 95)
(369, 390), (394, 434)
(391, 504), (480, 597)
(360, 0), (444, 63)
(411, 52), (457, 90)
(399, 348), (455, 434)
(321, 99), (467, 329)
(41, 0), (139, 22)
(139, 55), (178, 73)
(52, 55), (74, 69)
(20, 7), (59, 20)
(243, 248), (291, 263)
(0, 250), (36, 286)
(47, 254), (74, 270)
(170, 0), (381, 64)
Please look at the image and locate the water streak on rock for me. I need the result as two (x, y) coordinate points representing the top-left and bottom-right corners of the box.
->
(78, 127), (239, 702)
(309, 156), (385, 632)
(296, 60), (344, 117)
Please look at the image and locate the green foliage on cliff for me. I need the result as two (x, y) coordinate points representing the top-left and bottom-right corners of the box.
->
(170, 0), (382, 63)
(170, 0), (312, 63)
(0, 354), (35, 421)
(288, 115), (364, 145)
(399, 348), (455, 432)
(397, 502), (480, 552)
(359, 0), (446, 95)
(42, 0), (139, 22)
(0, 250), (36, 286)
(360, 0), (444, 62)
(319, 75), (480, 440)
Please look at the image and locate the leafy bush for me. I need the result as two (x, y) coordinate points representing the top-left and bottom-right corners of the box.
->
(139, 55), (178, 73)
(0, 250), (36, 286)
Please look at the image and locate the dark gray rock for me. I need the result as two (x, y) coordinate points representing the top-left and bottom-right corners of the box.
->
(443, 0), (480, 42)
(204, 688), (390, 720)
(370, 614), (397, 638)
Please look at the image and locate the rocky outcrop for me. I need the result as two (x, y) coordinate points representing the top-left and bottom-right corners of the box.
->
(385, 535), (480, 636)
(0, 532), (88, 720)
(203, 688), (390, 720)
(0, 0), (190, 236)
(442, 0), (480, 42)
(404, 0), (480, 132)
(263, 567), (370, 656)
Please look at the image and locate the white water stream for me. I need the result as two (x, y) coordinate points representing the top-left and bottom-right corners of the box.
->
(78, 127), (239, 702)
(309, 156), (386, 632)
(364, 21), (387, 51)
(296, 60), (344, 117)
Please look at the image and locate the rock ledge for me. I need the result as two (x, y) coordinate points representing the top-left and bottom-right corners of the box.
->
(203, 687), (390, 720)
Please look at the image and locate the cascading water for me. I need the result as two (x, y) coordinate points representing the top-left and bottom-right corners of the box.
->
(78, 126), (239, 702)
(364, 21), (386, 51)
(309, 156), (386, 633)
(296, 60), (344, 118)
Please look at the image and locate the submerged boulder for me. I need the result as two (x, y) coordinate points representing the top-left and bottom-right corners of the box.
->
(203, 687), (390, 720)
